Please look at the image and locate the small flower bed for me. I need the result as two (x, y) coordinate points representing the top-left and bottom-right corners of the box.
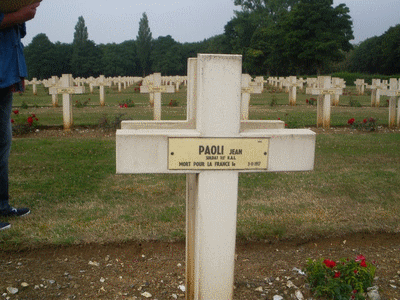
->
(305, 255), (376, 300)
(11, 109), (39, 135)
(168, 99), (179, 107)
(119, 99), (135, 108)
(347, 117), (377, 131)
(75, 98), (91, 108)
(306, 98), (317, 105)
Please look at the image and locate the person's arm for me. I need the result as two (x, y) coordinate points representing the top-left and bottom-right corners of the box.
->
(0, 3), (40, 30)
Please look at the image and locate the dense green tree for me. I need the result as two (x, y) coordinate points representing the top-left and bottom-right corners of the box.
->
(280, 0), (353, 74)
(71, 16), (102, 77)
(201, 34), (230, 54)
(136, 12), (153, 76)
(380, 25), (400, 74)
(348, 37), (382, 74)
(234, 0), (298, 21)
(151, 35), (185, 75)
(24, 33), (57, 79)
(226, 0), (299, 73)
(73, 16), (88, 45)
(99, 41), (139, 77)
(348, 24), (400, 75)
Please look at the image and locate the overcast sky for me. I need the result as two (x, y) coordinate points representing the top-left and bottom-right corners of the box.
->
(22, 0), (400, 46)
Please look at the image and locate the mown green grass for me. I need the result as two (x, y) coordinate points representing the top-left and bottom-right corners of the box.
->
(0, 131), (399, 249)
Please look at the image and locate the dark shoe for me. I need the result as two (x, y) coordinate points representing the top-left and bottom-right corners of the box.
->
(0, 207), (30, 217)
(0, 222), (11, 230)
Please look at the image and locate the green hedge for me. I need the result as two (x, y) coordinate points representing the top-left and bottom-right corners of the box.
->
(331, 72), (400, 86)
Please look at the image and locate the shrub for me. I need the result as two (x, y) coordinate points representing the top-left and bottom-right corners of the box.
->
(269, 95), (278, 107)
(306, 98), (317, 105)
(11, 110), (39, 135)
(305, 255), (376, 300)
(75, 98), (91, 108)
(347, 117), (377, 131)
(168, 99), (179, 107)
(349, 97), (362, 107)
(119, 99), (135, 108)
(98, 114), (125, 130)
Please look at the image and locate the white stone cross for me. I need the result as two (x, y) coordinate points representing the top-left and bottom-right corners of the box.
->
(241, 74), (262, 120)
(113, 76), (127, 92)
(49, 74), (85, 130)
(354, 79), (367, 95)
(93, 75), (112, 107)
(43, 76), (60, 107)
(283, 76), (302, 106)
(306, 76), (343, 129)
(116, 54), (315, 299)
(27, 77), (41, 95)
(140, 73), (175, 120)
(331, 77), (346, 106)
(379, 78), (400, 128)
(367, 79), (386, 107)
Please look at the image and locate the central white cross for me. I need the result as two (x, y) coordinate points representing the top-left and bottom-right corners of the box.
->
(116, 54), (316, 299)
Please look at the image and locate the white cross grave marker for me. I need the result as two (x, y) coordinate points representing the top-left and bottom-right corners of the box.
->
(379, 78), (400, 128)
(283, 76), (302, 106)
(306, 76), (343, 129)
(43, 76), (60, 107)
(354, 79), (367, 95)
(331, 77), (345, 106)
(49, 74), (85, 130)
(140, 73), (175, 120)
(28, 77), (41, 95)
(367, 79), (386, 107)
(116, 54), (315, 299)
(241, 74), (262, 120)
(94, 75), (112, 107)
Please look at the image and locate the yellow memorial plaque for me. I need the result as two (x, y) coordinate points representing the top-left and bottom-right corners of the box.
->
(0, 0), (42, 14)
(57, 88), (76, 94)
(168, 138), (269, 170)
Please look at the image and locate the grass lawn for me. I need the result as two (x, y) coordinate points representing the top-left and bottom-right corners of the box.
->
(0, 82), (399, 249)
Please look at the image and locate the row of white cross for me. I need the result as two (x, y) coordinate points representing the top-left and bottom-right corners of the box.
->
(24, 73), (400, 130)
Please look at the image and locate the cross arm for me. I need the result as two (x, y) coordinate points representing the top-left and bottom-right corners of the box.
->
(116, 128), (315, 174)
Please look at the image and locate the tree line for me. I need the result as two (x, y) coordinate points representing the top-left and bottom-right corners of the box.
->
(23, 0), (400, 80)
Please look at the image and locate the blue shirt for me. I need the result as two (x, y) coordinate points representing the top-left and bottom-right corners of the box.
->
(0, 13), (28, 89)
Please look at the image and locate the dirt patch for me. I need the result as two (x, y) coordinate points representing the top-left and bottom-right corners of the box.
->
(1, 233), (399, 299)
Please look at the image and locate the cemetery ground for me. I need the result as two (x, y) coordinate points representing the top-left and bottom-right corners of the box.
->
(1, 84), (400, 299)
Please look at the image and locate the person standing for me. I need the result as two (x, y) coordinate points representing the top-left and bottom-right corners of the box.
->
(0, 3), (40, 230)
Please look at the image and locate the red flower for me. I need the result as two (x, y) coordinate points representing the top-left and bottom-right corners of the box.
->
(323, 259), (336, 268)
(360, 260), (367, 267)
(27, 117), (33, 124)
(347, 118), (355, 125)
(124, 103), (128, 108)
(13, 109), (19, 115)
(355, 255), (366, 262)
(31, 114), (36, 117)
(278, 118), (281, 120)
(354, 270), (358, 274)
(11, 119), (14, 123)
(306, 99), (309, 103)
(334, 271), (341, 278)
(363, 118), (367, 123)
